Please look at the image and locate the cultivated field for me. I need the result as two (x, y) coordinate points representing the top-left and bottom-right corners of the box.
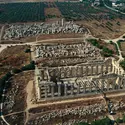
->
(0, 2), (125, 23)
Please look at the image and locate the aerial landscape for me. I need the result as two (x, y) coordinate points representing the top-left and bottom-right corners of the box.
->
(0, 0), (125, 125)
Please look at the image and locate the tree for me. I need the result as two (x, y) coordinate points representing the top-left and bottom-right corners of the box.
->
(21, 61), (35, 71)
(12, 68), (21, 74)
(122, 114), (125, 123)
(120, 59), (125, 70)
(25, 48), (31, 53)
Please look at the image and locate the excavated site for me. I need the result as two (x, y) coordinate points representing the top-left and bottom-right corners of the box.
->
(25, 39), (125, 125)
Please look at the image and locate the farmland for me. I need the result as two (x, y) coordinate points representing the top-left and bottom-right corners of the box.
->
(0, 2), (125, 23)
(55, 2), (125, 21)
(0, 2), (45, 23)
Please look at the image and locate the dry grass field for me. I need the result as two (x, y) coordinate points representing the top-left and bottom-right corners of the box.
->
(45, 8), (62, 17)
(2, 71), (34, 125)
(76, 19), (125, 39)
(121, 42), (125, 52)
(37, 33), (83, 41)
(27, 91), (125, 125)
(121, 42), (125, 57)
(0, 45), (31, 78)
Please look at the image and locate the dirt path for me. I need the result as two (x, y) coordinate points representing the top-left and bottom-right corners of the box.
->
(4, 111), (25, 117)
(26, 81), (34, 110)
(0, 25), (5, 43)
(25, 80), (34, 125)
(26, 90), (125, 109)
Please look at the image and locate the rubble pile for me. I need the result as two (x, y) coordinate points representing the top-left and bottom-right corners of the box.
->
(3, 19), (88, 40)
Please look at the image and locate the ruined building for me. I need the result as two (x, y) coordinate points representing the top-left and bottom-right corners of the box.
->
(34, 41), (125, 102)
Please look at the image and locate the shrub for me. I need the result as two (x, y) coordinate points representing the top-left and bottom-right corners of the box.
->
(12, 68), (22, 74)
(21, 61), (35, 71)
(120, 59), (125, 70)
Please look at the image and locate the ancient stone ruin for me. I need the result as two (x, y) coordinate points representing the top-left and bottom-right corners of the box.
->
(34, 41), (125, 102)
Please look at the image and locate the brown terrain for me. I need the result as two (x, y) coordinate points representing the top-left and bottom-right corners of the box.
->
(76, 19), (125, 39)
(26, 91), (125, 125)
(121, 42), (125, 57)
(3, 71), (34, 125)
(45, 8), (61, 17)
(2, 18), (125, 44)
(0, 45), (31, 78)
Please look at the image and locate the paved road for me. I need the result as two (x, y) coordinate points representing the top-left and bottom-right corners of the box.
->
(102, 0), (125, 15)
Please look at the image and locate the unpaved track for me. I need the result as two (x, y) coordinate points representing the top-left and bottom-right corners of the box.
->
(0, 25), (5, 43)
(26, 91), (125, 109)
(0, 32), (125, 125)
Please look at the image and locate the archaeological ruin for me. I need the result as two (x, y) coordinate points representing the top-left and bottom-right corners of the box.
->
(34, 41), (125, 102)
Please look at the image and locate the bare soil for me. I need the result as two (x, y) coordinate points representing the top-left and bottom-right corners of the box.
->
(3, 71), (34, 115)
(37, 33), (83, 41)
(121, 42), (125, 51)
(76, 19), (125, 39)
(5, 112), (25, 125)
(0, 45), (30, 78)
(45, 8), (61, 17)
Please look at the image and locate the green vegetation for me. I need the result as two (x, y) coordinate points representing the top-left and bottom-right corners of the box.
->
(114, 43), (119, 55)
(87, 39), (103, 49)
(0, 2), (45, 23)
(115, 114), (125, 124)
(76, 117), (112, 125)
(123, 114), (125, 123)
(106, 21), (113, 26)
(116, 21), (120, 26)
(120, 59), (125, 70)
(0, 61), (35, 102)
(116, 118), (123, 124)
(76, 122), (89, 125)
(102, 47), (113, 55)
(25, 48), (31, 53)
(12, 68), (22, 74)
(0, 72), (12, 102)
(56, 2), (121, 21)
(109, 41), (119, 55)
(21, 61), (35, 71)
(0, 2), (124, 23)
(87, 39), (113, 57)
(117, 40), (121, 49)
(104, 0), (112, 7)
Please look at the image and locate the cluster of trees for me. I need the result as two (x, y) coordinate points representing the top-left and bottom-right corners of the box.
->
(109, 41), (119, 55)
(77, 114), (125, 125)
(116, 114), (125, 124)
(0, 2), (45, 23)
(0, 2), (123, 23)
(0, 72), (12, 102)
(12, 61), (35, 73)
(117, 40), (125, 49)
(120, 59), (125, 70)
(0, 61), (35, 102)
(76, 117), (112, 125)
(117, 40), (121, 49)
(104, 0), (112, 7)
(88, 39), (114, 57)
(44, 2), (56, 8)
(46, 14), (57, 18)
(56, 2), (111, 21)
